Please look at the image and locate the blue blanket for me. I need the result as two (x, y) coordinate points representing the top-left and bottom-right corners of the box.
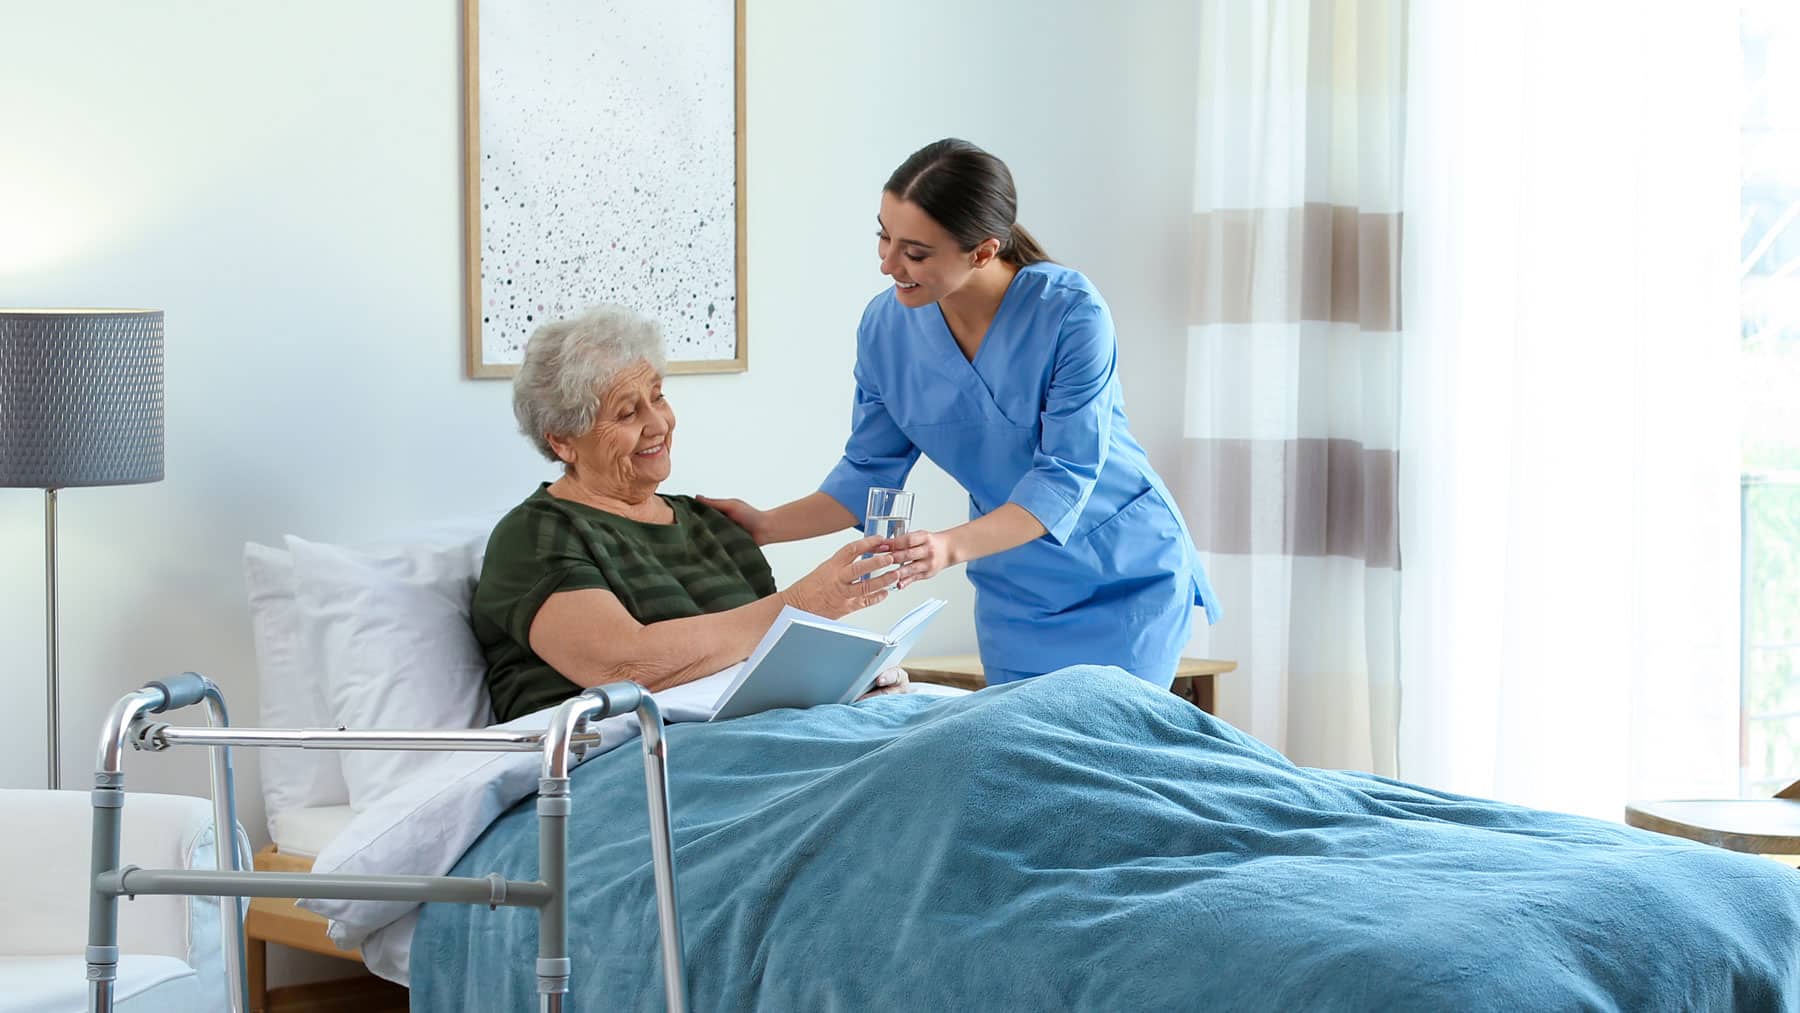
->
(412, 666), (1800, 1011)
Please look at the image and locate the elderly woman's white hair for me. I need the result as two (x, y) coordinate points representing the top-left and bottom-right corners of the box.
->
(513, 303), (668, 463)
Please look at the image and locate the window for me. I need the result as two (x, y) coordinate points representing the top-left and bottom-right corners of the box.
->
(1739, 2), (1800, 795)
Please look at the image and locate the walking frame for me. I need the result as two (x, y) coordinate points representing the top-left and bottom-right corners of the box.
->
(84, 672), (688, 1013)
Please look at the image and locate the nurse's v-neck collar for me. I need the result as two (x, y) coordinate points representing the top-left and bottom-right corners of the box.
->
(932, 263), (1037, 368)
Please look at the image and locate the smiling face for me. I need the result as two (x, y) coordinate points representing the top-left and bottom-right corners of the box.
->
(876, 191), (1000, 308)
(546, 359), (674, 500)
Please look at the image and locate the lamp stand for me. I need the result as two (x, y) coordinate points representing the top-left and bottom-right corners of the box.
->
(45, 487), (60, 790)
(1, 309), (165, 791)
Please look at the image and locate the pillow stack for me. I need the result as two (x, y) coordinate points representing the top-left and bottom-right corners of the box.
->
(244, 513), (503, 825)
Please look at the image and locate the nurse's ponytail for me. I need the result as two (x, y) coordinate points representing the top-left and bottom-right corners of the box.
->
(885, 138), (1053, 268)
(999, 224), (1050, 268)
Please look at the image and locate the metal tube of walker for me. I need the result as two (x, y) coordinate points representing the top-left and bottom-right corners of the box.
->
(146, 724), (597, 752)
(98, 868), (553, 907)
(87, 790), (121, 1013)
(98, 676), (248, 1013)
(537, 696), (585, 1012)
(538, 769), (570, 1013)
(200, 684), (250, 1013)
(635, 695), (688, 1013)
(88, 689), (163, 1013)
(538, 684), (687, 1011)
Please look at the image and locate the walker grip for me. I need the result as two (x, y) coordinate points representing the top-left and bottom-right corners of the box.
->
(145, 673), (211, 713)
(584, 681), (644, 718)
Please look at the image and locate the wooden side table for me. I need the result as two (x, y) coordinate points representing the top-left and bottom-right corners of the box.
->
(1624, 779), (1800, 866)
(245, 844), (409, 1012)
(903, 655), (1237, 715)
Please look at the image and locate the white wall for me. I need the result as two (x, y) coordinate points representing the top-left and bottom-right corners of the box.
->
(0, 0), (1198, 980)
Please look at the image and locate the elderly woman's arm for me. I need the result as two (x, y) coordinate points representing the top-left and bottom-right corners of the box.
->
(527, 534), (901, 691)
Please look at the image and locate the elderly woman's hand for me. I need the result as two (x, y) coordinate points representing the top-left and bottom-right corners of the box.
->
(857, 667), (910, 700)
(782, 534), (901, 619)
(886, 530), (953, 591)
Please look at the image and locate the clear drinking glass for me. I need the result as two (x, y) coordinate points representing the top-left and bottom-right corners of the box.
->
(864, 487), (914, 542)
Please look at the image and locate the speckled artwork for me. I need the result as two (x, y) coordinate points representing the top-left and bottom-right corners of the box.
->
(465, 0), (742, 376)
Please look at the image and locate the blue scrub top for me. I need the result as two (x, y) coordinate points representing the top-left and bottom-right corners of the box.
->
(820, 262), (1221, 678)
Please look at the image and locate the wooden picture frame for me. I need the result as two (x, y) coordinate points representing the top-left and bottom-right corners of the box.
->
(461, 0), (747, 379)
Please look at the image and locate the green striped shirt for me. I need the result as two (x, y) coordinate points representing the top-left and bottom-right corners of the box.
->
(472, 484), (776, 722)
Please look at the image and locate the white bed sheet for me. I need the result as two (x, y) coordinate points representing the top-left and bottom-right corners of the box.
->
(269, 804), (355, 860)
(357, 910), (418, 986)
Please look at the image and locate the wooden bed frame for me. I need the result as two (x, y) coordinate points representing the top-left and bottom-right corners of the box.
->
(245, 844), (407, 1013)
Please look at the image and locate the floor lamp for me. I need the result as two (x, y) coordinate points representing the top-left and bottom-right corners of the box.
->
(0, 309), (164, 790)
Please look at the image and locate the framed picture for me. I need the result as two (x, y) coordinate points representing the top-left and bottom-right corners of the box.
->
(461, 0), (747, 378)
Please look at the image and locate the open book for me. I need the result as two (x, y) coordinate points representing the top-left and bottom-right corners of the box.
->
(695, 598), (946, 721)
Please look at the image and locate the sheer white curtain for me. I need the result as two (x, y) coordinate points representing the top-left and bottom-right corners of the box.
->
(1397, 2), (1742, 816)
(1179, 0), (1407, 773)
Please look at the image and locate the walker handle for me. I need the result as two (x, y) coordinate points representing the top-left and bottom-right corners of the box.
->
(582, 681), (644, 718)
(144, 673), (211, 713)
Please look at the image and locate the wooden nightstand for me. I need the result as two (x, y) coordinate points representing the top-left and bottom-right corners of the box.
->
(903, 655), (1237, 715)
(246, 844), (408, 1013)
(1625, 779), (1800, 867)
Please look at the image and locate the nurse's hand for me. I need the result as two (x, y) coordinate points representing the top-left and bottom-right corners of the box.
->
(697, 495), (774, 544)
(884, 530), (952, 590)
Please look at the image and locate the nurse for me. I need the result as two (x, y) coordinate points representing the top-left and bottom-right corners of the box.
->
(702, 138), (1219, 688)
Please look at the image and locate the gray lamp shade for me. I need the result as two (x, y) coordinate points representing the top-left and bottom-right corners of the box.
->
(0, 309), (164, 488)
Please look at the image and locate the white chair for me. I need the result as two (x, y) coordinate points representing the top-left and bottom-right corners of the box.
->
(0, 788), (245, 1013)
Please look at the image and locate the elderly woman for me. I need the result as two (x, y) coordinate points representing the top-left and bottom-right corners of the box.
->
(472, 304), (919, 723)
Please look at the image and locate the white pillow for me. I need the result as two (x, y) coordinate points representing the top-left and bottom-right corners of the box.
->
(244, 542), (351, 825)
(288, 530), (495, 812)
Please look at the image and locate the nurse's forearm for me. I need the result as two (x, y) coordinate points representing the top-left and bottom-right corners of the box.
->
(943, 504), (1048, 566)
(764, 491), (858, 544)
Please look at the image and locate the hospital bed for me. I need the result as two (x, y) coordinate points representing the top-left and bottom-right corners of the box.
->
(94, 519), (1800, 1010)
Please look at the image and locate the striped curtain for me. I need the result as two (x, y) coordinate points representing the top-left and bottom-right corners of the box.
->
(1177, 0), (1406, 773)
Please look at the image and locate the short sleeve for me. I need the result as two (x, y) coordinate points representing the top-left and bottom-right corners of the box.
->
(471, 503), (612, 646)
(1005, 298), (1116, 544)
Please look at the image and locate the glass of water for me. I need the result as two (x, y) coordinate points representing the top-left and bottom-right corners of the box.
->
(865, 487), (914, 542)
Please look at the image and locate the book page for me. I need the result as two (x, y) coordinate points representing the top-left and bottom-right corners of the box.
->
(780, 606), (879, 637)
(884, 598), (947, 645)
(855, 606), (943, 698)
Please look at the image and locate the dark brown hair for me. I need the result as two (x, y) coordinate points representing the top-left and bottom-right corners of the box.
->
(884, 138), (1051, 267)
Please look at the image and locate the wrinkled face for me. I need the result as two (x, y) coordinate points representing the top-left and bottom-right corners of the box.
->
(875, 191), (997, 308)
(553, 360), (674, 494)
